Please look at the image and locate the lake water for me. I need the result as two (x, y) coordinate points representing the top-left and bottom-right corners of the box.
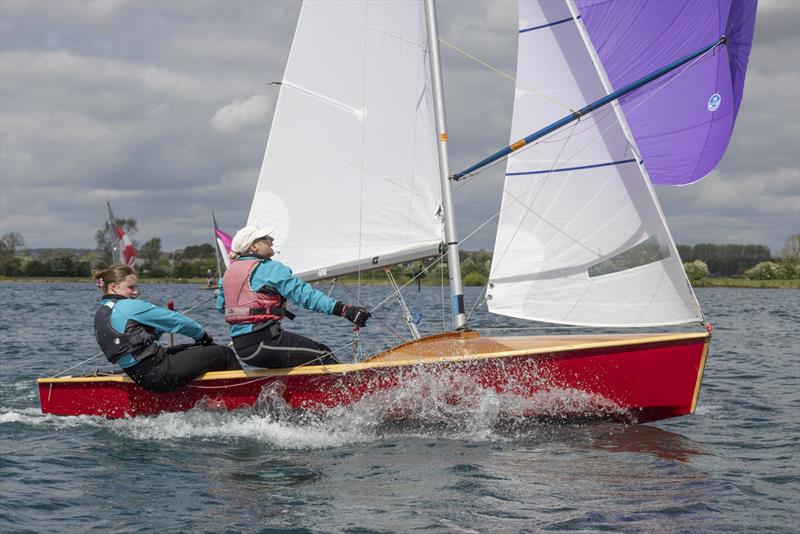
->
(1, 282), (798, 532)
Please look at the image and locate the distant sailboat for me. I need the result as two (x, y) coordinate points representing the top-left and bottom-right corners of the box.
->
(106, 201), (136, 268)
(40, 0), (756, 420)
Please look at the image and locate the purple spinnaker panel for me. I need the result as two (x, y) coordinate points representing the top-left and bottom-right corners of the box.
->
(573, 0), (757, 185)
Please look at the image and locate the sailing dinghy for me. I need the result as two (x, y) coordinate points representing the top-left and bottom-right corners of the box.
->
(39, 0), (756, 421)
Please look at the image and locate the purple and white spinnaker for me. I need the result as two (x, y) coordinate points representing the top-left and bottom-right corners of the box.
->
(575, 0), (757, 185)
(487, 0), (756, 327)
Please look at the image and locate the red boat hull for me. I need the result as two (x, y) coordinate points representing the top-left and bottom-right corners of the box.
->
(38, 332), (710, 423)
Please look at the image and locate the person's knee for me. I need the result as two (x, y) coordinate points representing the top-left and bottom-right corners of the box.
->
(219, 346), (242, 370)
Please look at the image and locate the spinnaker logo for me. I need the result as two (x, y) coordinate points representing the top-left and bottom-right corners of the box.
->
(708, 93), (721, 111)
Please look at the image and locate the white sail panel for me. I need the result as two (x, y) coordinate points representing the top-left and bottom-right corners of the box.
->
(248, 0), (442, 280)
(487, 0), (702, 327)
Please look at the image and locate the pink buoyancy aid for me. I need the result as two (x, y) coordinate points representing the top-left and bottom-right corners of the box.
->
(222, 259), (286, 324)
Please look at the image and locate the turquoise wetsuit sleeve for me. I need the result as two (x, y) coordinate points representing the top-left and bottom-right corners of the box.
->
(215, 277), (224, 313)
(251, 260), (337, 314)
(117, 299), (205, 340)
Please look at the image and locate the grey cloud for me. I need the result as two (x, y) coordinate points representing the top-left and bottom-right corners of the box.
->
(0, 0), (797, 257)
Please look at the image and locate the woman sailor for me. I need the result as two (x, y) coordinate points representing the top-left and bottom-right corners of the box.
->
(217, 225), (370, 368)
(93, 265), (241, 392)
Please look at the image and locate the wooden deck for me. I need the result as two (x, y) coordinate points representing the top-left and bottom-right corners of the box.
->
(367, 330), (709, 363)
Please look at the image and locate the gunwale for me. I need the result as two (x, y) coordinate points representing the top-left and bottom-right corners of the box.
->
(37, 331), (710, 384)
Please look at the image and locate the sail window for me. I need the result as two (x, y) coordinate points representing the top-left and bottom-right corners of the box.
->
(587, 235), (670, 277)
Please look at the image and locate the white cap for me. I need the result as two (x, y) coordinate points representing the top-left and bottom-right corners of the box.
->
(231, 225), (273, 255)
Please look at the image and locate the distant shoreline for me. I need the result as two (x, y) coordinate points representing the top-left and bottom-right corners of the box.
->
(1, 276), (797, 289)
(690, 278), (799, 289)
(0, 276), (214, 286)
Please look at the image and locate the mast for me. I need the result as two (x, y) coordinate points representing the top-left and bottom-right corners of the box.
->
(106, 200), (120, 265)
(424, 0), (467, 330)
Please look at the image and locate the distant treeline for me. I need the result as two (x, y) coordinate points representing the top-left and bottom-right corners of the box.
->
(2, 229), (797, 283)
(0, 232), (219, 279)
(676, 243), (771, 277)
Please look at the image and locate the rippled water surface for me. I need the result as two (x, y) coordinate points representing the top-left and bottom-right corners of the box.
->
(1, 282), (798, 532)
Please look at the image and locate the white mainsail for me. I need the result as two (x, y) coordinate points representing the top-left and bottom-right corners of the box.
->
(487, 0), (703, 327)
(248, 0), (443, 281)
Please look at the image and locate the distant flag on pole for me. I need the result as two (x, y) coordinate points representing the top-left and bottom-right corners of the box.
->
(215, 228), (232, 267)
(115, 226), (137, 267)
(211, 211), (231, 271)
(106, 201), (137, 267)
(106, 201), (119, 263)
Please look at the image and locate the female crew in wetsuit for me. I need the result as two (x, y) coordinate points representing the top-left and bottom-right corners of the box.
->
(93, 265), (241, 392)
(217, 225), (371, 368)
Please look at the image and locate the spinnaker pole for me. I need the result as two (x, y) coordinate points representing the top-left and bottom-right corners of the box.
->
(452, 36), (727, 180)
(424, 0), (467, 330)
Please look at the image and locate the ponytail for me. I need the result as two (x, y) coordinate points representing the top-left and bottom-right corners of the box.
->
(92, 264), (136, 291)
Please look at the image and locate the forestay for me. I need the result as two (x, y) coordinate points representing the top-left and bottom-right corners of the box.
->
(248, 0), (443, 282)
(488, 0), (719, 327)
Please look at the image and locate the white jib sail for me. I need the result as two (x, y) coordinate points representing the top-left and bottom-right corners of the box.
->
(247, 0), (443, 281)
(487, 0), (703, 327)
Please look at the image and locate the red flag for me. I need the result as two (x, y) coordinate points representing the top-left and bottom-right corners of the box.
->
(113, 225), (137, 267)
(107, 201), (136, 267)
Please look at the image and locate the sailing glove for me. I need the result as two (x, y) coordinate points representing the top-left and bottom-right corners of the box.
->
(197, 331), (214, 346)
(333, 302), (371, 327)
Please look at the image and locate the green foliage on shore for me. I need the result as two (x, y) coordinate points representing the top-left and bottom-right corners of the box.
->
(744, 261), (800, 280)
(0, 230), (221, 279)
(683, 260), (710, 283)
(677, 243), (771, 276)
(4, 274), (798, 290)
(691, 277), (800, 289)
(3, 231), (800, 290)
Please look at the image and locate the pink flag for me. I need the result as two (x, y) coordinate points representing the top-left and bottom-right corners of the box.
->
(215, 227), (232, 268)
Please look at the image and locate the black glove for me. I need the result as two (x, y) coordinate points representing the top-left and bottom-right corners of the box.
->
(334, 302), (371, 327)
(197, 331), (214, 346)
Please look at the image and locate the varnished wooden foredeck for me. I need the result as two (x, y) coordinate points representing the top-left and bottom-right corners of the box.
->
(366, 331), (709, 363)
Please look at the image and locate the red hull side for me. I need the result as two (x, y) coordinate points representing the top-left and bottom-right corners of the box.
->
(38, 333), (710, 423)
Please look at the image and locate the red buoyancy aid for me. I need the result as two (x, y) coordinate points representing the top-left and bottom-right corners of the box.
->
(222, 259), (286, 324)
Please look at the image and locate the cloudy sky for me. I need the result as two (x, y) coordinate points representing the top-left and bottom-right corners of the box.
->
(1, 0), (798, 255)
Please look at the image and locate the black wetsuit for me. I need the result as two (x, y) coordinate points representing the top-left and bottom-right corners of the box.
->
(95, 295), (241, 392)
(231, 322), (338, 369)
